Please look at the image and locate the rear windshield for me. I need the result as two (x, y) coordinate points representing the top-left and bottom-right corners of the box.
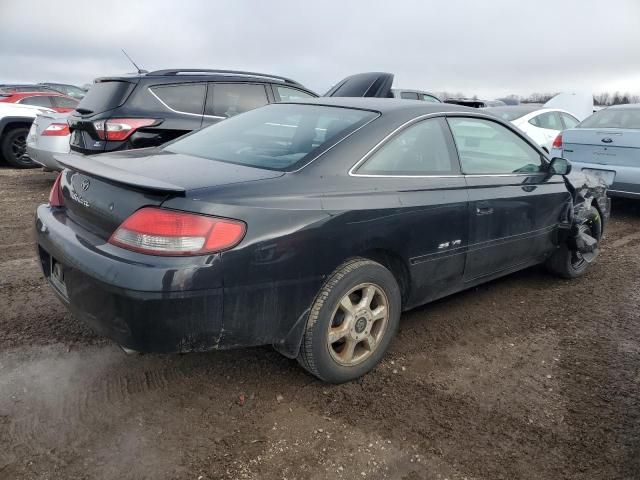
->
(486, 106), (537, 121)
(75, 80), (135, 114)
(579, 108), (640, 129)
(164, 103), (378, 171)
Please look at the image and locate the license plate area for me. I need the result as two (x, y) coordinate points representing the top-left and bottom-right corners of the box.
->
(49, 256), (69, 299)
(582, 168), (616, 186)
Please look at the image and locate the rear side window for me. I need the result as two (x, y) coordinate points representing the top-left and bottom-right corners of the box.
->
(422, 94), (440, 103)
(75, 81), (135, 114)
(275, 86), (315, 102)
(357, 118), (456, 175)
(448, 117), (542, 174)
(52, 96), (79, 108)
(206, 83), (269, 118)
(19, 96), (53, 107)
(529, 112), (562, 130)
(579, 108), (640, 129)
(165, 103), (377, 171)
(400, 92), (420, 100)
(150, 84), (206, 115)
(560, 113), (579, 129)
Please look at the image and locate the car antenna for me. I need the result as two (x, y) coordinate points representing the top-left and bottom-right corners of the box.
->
(121, 49), (148, 74)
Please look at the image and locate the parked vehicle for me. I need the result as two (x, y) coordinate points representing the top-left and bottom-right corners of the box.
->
(0, 102), (55, 167)
(486, 106), (580, 150)
(550, 104), (640, 198)
(0, 84), (58, 93)
(37, 95), (609, 383)
(26, 112), (70, 171)
(39, 83), (87, 99)
(68, 69), (318, 155)
(444, 98), (506, 108)
(391, 89), (441, 102)
(0, 92), (79, 113)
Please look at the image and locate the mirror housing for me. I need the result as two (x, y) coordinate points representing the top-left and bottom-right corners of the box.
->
(549, 157), (572, 176)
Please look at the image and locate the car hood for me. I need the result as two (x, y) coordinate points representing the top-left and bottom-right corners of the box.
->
(0, 102), (55, 117)
(324, 72), (394, 98)
(55, 148), (284, 193)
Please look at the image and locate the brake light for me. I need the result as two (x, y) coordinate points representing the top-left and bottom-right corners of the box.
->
(93, 118), (156, 141)
(552, 134), (563, 149)
(49, 173), (64, 207)
(109, 207), (246, 256)
(42, 123), (70, 136)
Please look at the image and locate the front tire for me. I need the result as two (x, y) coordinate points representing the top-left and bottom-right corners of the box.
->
(298, 258), (401, 383)
(1, 127), (36, 168)
(546, 206), (602, 279)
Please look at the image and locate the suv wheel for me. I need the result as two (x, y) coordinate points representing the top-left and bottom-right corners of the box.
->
(1, 127), (36, 168)
(297, 258), (401, 383)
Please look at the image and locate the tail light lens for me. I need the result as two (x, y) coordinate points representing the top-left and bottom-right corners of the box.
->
(93, 118), (157, 141)
(552, 134), (563, 149)
(42, 123), (70, 136)
(109, 207), (246, 256)
(49, 173), (64, 207)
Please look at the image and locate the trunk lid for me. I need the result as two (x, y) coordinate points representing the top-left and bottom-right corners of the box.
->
(562, 128), (640, 167)
(56, 149), (283, 240)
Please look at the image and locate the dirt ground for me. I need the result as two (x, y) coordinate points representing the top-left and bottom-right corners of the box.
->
(1, 167), (639, 480)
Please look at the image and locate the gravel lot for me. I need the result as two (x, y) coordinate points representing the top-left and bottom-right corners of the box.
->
(1, 167), (639, 480)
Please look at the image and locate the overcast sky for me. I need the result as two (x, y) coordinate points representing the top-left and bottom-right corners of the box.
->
(1, 0), (639, 98)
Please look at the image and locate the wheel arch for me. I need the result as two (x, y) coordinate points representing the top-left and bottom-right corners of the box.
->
(0, 116), (35, 138)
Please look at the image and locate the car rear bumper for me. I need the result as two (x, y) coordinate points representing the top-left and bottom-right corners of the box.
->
(35, 204), (225, 353)
(569, 160), (640, 198)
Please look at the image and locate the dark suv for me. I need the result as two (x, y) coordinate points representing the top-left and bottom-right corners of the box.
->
(68, 69), (317, 154)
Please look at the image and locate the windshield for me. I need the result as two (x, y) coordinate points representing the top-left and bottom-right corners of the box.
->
(165, 103), (378, 171)
(486, 106), (537, 121)
(579, 108), (640, 129)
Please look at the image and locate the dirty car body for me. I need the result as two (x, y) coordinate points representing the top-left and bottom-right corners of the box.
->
(35, 98), (609, 362)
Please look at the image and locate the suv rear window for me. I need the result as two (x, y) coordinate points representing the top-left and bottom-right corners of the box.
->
(165, 103), (377, 171)
(150, 83), (206, 115)
(75, 81), (135, 114)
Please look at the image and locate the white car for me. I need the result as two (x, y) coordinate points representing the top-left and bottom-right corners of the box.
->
(0, 102), (55, 168)
(486, 105), (580, 151)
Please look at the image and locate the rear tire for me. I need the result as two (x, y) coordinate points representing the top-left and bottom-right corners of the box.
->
(546, 206), (602, 279)
(1, 127), (36, 168)
(297, 258), (401, 383)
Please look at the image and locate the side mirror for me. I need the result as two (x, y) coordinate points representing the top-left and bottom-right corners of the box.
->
(549, 157), (572, 176)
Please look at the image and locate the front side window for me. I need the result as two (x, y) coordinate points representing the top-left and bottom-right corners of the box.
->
(357, 118), (456, 175)
(207, 83), (269, 118)
(165, 103), (377, 171)
(560, 113), (579, 129)
(529, 112), (563, 130)
(151, 83), (206, 115)
(19, 96), (53, 107)
(275, 85), (315, 102)
(448, 117), (542, 174)
(400, 92), (420, 100)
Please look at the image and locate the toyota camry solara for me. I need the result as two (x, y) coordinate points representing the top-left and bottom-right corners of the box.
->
(36, 98), (610, 383)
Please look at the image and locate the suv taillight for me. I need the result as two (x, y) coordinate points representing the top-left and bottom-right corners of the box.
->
(93, 118), (157, 141)
(108, 207), (246, 256)
(49, 173), (64, 207)
(552, 134), (563, 149)
(42, 123), (70, 136)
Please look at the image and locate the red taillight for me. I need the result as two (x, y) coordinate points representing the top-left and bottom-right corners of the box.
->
(108, 207), (246, 256)
(93, 118), (156, 141)
(552, 134), (563, 149)
(49, 173), (64, 207)
(42, 123), (70, 136)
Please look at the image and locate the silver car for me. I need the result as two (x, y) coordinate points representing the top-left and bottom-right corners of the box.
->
(26, 112), (70, 171)
(551, 104), (640, 199)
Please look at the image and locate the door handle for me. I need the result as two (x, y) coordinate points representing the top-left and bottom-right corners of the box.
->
(476, 206), (494, 215)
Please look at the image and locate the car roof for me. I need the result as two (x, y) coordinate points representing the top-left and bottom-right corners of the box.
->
(282, 96), (474, 114)
(606, 103), (640, 110)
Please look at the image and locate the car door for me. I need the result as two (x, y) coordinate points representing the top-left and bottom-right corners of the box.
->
(446, 115), (570, 283)
(201, 82), (270, 127)
(350, 116), (469, 306)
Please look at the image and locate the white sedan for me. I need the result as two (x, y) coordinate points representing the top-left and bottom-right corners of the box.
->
(486, 105), (580, 151)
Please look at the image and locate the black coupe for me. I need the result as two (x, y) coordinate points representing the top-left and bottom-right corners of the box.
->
(36, 97), (609, 383)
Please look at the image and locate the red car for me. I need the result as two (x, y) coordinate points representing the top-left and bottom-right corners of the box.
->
(0, 91), (79, 113)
